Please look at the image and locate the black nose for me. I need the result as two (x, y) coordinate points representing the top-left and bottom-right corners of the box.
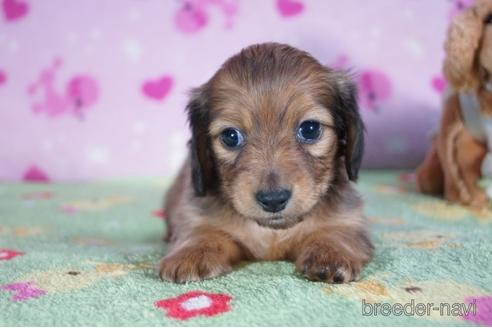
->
(255, 189), (292, 213)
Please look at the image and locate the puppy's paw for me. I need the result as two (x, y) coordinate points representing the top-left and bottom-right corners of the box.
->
(157, 248), (232, 283)
(468, 191), (488, 208)
(295, 246), (362, 284)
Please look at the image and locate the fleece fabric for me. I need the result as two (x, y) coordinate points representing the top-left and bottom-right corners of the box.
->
(0, 171), (491, 326)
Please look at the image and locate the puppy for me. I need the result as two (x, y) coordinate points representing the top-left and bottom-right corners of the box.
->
(158, 43), (374, 284)
(417, 0), (492, 206)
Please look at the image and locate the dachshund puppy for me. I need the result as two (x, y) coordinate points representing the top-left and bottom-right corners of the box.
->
(158, 43), (374, 283)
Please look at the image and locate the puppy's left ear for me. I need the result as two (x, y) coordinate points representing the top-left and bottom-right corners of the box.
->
(331, 71), (365, 181)
(186, 86), (218, 196)
(443, 6), (482, 90)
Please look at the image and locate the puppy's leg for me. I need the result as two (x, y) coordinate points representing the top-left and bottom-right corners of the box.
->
(416, 140), (444, 195)
(158, 227), (243, 283)
(293, 227), (373, 283)
(455, 130), (487, 207)
(438, 123), (471, 205)
(437, 95), (480, 205)
(439, 126), (486, 206)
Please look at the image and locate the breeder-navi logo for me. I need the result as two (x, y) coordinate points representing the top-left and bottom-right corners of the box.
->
(361, 299), (476, 317)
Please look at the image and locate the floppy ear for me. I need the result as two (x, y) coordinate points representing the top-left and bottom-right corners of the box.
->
(186, 86), (217, 196)
(443, 6), (482, 90)
(331, 72), (365, 181)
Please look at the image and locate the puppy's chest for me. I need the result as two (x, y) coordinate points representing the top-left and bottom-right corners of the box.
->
(228, 222), (296, 260)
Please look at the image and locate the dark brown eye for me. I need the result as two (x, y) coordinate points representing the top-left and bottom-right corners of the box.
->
(484, 13), (492, 24)
(297, 120), (322, 144)
(220, 128), (245, 149)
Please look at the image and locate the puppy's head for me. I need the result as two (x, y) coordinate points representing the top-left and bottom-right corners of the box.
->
(187, 43), (364, 229)
(444, 0), (492, 90)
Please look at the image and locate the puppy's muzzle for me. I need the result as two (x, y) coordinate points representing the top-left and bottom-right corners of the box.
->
(255, 188), (291, 213)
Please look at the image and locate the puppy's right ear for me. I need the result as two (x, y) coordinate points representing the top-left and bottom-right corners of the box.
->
(186, 86), (217, 196)
(443, 6), (482, 90)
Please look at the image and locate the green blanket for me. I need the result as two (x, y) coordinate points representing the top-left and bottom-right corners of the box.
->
(1, 171), (491, 326)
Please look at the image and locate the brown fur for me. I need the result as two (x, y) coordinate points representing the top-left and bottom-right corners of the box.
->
(417, 0), (492, 207)
(157, 43), (374, 284)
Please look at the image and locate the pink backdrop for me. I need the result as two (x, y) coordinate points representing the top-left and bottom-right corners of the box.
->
(0, 0), (472, 181)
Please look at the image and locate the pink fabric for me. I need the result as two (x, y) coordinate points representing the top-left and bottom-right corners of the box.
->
(462, 296), (492, 326)
(0, 282), (46, 301)
(0, 0), (465, 181)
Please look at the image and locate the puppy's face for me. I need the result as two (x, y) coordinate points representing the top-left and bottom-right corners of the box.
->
(479, 9), (492, 81)
(187, 43), (364, 229)
(478, 15), (492, 82)
(444, 0), (492, 89)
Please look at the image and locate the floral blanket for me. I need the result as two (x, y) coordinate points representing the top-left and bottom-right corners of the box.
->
(0, 172), (491, 326)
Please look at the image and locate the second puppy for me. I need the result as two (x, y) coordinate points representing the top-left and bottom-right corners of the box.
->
(158, 43), (374, 283)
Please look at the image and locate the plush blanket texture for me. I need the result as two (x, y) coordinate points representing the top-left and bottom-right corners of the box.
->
(1, 171), (491, 326)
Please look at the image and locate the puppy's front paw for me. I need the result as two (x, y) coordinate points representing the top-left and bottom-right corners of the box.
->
(157, 247), (232, 283)
(468, 191), (488, 208)
(295, 245), (362, 284)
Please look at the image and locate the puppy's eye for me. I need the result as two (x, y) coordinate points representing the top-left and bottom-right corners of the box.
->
(220, 128), (245, 149)
(297, 120), (322, 144)
(485, 13), (492, 24)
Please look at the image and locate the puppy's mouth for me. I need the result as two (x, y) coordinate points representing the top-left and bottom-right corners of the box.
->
(255, 216), (303, 230)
